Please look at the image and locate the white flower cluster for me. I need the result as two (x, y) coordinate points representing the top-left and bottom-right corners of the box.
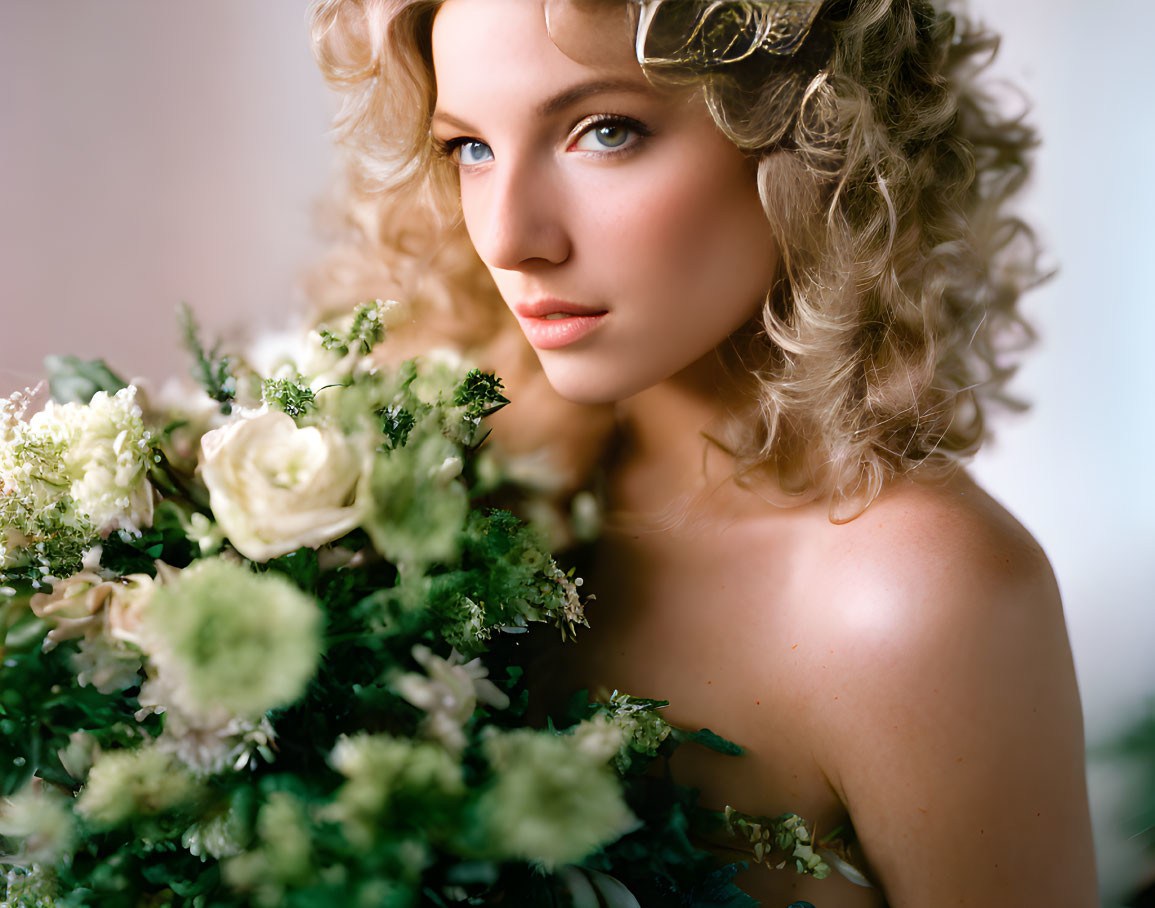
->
(57, 388), (155, 534)
(0, 386), (155, 571)
(723, 805), (833, 880)
(569, 691), (673, 770)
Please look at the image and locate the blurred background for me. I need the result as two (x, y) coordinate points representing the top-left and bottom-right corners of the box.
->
(1, 1), (1152, 901)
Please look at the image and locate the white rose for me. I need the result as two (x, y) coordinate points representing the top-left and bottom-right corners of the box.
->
(199, 410), (363, 561)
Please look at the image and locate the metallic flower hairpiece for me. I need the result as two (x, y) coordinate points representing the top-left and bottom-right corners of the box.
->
(635, 0), (825, 68)
(545, 0), (826, 71)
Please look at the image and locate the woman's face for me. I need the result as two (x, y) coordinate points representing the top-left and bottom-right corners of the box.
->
(430, 0), (779, 405)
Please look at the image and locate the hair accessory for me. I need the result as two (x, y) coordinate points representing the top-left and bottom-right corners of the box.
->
(636, 0), (824, 68)
(545, 0), (826, 71)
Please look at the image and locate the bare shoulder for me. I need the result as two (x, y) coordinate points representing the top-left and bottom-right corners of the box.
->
(809, 469), (1056, 619)
(775, 470), (1068, 701)
(768, 471), (1099, 905)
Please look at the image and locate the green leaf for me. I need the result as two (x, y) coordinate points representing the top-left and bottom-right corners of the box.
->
(444, 861), (500, 886)
(43, 355), (128, 404)
(177, 301), (236, 414)
(671, 727), (744, 756)
(101, 525), (193, 576)
(452, 369), (509, 421)
(261, 547), (322, 594)
(377, 404), (417, 450)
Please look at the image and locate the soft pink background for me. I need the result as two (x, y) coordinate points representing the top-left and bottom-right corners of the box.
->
(2, 2), (1152, 899)
(0, 2), (334, 390)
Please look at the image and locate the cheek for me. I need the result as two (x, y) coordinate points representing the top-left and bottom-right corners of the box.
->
(590, 152), (774, 311)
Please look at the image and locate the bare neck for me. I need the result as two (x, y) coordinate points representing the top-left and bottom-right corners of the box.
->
(605, 348), (763, 529)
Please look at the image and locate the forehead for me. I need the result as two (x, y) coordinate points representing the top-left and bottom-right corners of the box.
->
(431, 0), (646, 111)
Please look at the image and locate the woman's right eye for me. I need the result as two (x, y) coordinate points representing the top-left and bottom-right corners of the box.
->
(447, 139), (493, 166)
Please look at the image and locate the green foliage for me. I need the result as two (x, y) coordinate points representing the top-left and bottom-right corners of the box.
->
(672, 726), (746, 756)
(1103, 703), (1155, 849)
(0, 509), (94, 593)
(583, 771), (759, 907)
(100, 519), (195, 577)
(419, 509), (584, 653)
(378, 403), (417, 450)
(0, 319), (814, 907)
(319, 300), (388, 357)
(452, 369), (509, 423)
(177, 302), (236, 414)
(0, 627), (149, 799)
(43, 356), (127, 405)
(362, 420), (469, 571)
(263, 376), (317, 419)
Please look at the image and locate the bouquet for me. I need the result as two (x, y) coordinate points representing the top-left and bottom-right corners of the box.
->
(0, 302), (833, 906)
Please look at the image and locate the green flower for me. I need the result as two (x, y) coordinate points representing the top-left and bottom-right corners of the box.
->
(477, 729), (636, 869)
(182, 801), (249, 861)
(75, 747), (203, 827)
(144, 558), (322, 721)
(222, 791), (315, 905)
(360, 416), (468, 570)
(0, 782), (75, 865)
(328, 733), (465, 846)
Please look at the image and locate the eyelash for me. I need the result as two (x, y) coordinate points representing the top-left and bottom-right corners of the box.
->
(567, 114), (651, 155)
(433, 114), (652, 166)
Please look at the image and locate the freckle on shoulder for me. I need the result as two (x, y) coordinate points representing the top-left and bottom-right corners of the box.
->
(833, 469), (1045, 568)
(799, 469), (1057, 629)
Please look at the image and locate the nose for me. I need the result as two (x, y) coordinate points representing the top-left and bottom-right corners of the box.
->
(464, 153), (571, 272)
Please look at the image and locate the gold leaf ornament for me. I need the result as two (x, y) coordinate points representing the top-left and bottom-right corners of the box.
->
(544, 0), (825, 70)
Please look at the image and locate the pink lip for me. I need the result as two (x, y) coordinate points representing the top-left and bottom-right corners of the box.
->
(512, 298), (607, 319)
(512, 299), (609, 350)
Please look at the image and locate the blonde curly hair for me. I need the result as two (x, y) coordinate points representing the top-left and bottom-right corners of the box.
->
(307, 0), (1042, 521)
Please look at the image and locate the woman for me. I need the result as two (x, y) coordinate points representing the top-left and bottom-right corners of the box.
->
(309, 0), (1098, 903)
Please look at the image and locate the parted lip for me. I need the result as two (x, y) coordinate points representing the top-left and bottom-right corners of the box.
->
(512, 298), (608, 319)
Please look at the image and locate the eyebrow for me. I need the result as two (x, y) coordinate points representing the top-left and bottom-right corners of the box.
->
(431, 77), (651, 132)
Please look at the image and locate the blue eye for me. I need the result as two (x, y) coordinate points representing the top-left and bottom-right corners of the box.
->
(450, 139), (493, 166)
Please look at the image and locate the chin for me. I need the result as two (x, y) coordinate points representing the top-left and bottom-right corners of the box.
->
(538, 360), (656, 405)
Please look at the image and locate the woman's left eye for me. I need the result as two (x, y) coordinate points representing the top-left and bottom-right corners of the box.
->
(569, 118), (646, 153)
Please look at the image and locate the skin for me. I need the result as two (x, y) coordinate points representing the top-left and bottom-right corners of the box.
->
(430, 0), (778, 406)
(431, 1), (1099, 904)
